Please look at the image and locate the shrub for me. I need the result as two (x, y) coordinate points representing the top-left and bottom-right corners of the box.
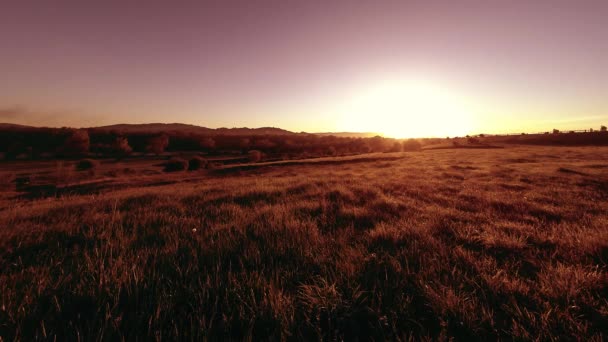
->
(326, 146), (337, 156)
(75, 159), (99, 171)
(402, 139), (422, 151)
(248, 150), (262, 163)
(61, 130), (90, 156)
(164, 158), (188, 172)
(188, 156), (207, 171)
(389, 142), (403, 152)
(146, 135), (169, 155)
(205, 161), (221, 169)
(113, 137), (133, 156)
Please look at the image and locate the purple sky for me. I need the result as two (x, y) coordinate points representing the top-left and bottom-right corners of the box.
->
(1, 1), (607, 135)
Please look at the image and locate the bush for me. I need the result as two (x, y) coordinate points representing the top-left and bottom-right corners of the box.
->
(402, 139), (422, 151)
(188, 156), (207, 171)
(113, 137), (133, 156)
(389, 142), (403, 152)
(146, 135), (169, 155)
(164, 158), (188, 172)
(61, 130), (90, 156)
(205, 162), (221, 170)
(75, 159), (99, 171)
(248, 150), (262, 163)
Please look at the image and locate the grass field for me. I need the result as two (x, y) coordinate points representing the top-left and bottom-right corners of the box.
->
(1, 146), (607, 340)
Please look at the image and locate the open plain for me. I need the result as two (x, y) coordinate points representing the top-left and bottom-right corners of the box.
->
(1, 146), (607, 340)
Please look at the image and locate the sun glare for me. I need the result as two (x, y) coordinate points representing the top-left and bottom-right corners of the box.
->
(337, 80), (474, 138)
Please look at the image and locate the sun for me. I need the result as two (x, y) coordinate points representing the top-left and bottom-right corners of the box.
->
(336, 79), (474, 138)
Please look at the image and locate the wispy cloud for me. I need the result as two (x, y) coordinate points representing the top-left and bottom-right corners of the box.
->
(0, 106), (27, 120)
(552, 115), (608, 124)
(0, 105), (105, 128)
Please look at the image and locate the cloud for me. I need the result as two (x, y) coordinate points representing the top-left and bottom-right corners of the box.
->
(0, 106), (27, 120)
(553, 115), (608, 124)
(0, 105), (103, 128)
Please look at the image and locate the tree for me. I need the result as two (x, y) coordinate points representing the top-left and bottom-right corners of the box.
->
(389, 141), (403, 152)
(403, 139), (422, 151)
(199, 137), (215, 150)
(253, 138), (276, 150)
(553, 129), (560, 134)
(248, 150), (262, 162)
(239, 138), (250, 150)
(326, 146), (337, 156)
(62, 129), (90, 156)
(601, 125), (607, 132)
(113, 137), (132, 156)
(146, 134), (169, 155)
(467, 137), (480, 144)
(368, 136), (389, 152)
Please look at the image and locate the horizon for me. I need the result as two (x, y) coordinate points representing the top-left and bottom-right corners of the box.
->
(1, 1), (607, 137)
(2, 119), (607, 139)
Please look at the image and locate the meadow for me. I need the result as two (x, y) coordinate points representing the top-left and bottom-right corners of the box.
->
(1, 146), (607, 340)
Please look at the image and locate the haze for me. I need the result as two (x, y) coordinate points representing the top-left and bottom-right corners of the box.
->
(1, 1), (607, 137)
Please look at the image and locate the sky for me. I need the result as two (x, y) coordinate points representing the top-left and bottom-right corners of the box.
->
(1, 1), (607, 137)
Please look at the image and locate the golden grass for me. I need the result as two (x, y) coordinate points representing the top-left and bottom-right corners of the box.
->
(0, 146), (607, 340)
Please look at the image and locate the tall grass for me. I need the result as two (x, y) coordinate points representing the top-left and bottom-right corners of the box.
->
(0, 146), (607, 340)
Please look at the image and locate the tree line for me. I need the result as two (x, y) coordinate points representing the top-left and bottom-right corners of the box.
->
(0, 127), (422, 160)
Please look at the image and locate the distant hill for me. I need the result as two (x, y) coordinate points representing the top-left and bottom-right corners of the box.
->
(0, 123), (37, 130)
(92, 123), (296, 136)
(0, 122), (297, 136)
(1, 122), (379, 137)
(312, 132), (379, 138)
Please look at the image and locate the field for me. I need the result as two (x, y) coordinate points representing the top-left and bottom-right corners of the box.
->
(1, 146), (607, 340)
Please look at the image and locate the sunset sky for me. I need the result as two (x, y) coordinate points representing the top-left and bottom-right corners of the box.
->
(1, 1), (607, 137)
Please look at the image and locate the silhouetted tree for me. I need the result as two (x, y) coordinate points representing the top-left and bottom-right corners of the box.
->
(403, 139), (422, 151)
(112, 137), (132, 156)
(248, 150), (262, 162)
(164, 158), (187, 172)
(76, 158), (99, 171)
(61, 129), (90, 156)
(199, 137), (215, 151)
(601, 125), (607, 132)
(389, 141), (403, 152)
(553, 129), (560, 134)
(368, 136), (389, 152)
(239, 138), (250, 151)
(253, 138), (276, 150)
(146, 134), (169, 155)
(326, 146), (337, 156)
(467, 137), (480, 144)
(188, 156), (207, 170)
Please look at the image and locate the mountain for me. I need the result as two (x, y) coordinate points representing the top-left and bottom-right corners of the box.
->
(0, 122), (375, 137)
(0, 123), (37, 130)
(92, 123), (296, 135)
(312, 132), (379, 138)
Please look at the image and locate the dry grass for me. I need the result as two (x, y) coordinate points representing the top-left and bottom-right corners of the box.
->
(0, 146), (607, 340)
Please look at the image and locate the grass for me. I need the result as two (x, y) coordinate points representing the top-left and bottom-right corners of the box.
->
(1, 146), (607, 340)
